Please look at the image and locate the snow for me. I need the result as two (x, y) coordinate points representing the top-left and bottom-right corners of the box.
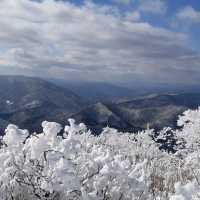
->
(6, 100), (13, 105)
(170, 181), (200, 200)
(0, 108), (200, 199)
(24, 100), (41, 108)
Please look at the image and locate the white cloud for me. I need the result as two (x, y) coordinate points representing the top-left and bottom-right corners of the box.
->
(139, 0), (167, 15)
(176, 6), (200, 24)
(0, 0), (199, 83)
(125, 11), (141, 21)
(112, 0), (132, 5)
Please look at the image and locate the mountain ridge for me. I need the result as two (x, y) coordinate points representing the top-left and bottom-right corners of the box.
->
(0, 75), (85, 132)
(0, 75), (200, 134)
(71, 93), (200, 132)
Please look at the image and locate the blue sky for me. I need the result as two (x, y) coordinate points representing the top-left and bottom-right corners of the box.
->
(0, 0), (200, 85)
(68, 0), (200, 51)
(92, 0), (200, 51)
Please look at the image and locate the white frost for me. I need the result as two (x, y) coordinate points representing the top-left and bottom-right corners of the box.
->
(0, 108), (200, 199)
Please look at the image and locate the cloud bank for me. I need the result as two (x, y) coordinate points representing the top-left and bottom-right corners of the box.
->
(0, 0), (199, 84)
(177, 6), (200, 24)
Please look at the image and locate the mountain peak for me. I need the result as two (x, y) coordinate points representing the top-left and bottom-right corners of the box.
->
(0, 75), (85, 132)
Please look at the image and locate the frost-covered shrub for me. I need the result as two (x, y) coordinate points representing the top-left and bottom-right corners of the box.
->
(176, 108), (200, 152)
(170, 181), (200, 200)
(0, 108), (200, 199)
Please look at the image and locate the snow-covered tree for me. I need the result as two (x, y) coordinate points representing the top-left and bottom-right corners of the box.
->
(1, 108), (200, 199)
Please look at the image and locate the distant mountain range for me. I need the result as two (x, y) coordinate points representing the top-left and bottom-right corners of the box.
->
(0, 75), (200, 134)
(51, 79), (200, 103)
(0, 75), (85, 133)
(51, 80), (136, 103)
(70, 93), (200, 133)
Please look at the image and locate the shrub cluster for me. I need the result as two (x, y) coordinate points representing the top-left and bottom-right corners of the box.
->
(0, 109), (200, 199)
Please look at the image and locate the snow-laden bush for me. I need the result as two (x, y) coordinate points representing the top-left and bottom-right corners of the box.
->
(0, 109), (200, 199)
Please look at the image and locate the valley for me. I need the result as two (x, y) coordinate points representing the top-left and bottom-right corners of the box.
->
(0, 75), (200, 134)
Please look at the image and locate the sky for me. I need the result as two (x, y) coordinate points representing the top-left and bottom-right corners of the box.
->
(0, 0), (200, 85)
